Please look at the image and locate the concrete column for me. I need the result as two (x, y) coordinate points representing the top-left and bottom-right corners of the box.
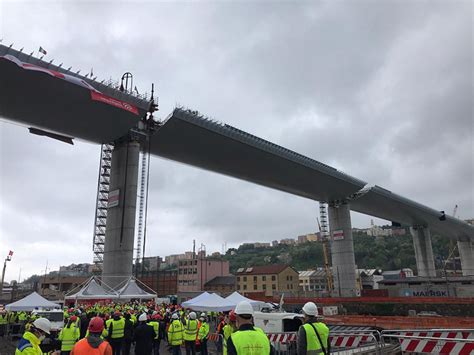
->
(410, 227), (436, 277)
(457, 240), (474, 276)
(102, 140), (140, 289)
(328, 202), (357, 297)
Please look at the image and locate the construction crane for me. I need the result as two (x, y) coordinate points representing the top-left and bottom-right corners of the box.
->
(317, 203), (334, 293)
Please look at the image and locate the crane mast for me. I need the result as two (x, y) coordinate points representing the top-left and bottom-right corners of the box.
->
(318, 203), (334, 293)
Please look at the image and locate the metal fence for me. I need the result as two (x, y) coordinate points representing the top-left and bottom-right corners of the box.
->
(381, 329), (474, 355)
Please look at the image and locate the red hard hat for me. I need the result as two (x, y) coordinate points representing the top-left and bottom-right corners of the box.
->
(229, 311), (236, 322)
(89, 317), (104, 333)
(70, 316), (77, 322)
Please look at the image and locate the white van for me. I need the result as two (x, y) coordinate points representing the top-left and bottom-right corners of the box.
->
(253, 311), (304, 333)
(34, 309), (64, 332)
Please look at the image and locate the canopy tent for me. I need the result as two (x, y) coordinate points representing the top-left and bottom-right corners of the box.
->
(6, 292), (60, 311)
(182, 292), (211, 308)
(65, 276), (157, 301)
(65, 277), (118, 300)
(183, 292), (235, 312)
(225, 291), (266, 310)
(116, 278), (156, 299)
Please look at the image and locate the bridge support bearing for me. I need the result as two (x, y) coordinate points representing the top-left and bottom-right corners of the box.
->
(102, 140), (140, 289)
(457, 240), (474, 276)
(328, 202), (358, 297)
(410, 227), (436, 277)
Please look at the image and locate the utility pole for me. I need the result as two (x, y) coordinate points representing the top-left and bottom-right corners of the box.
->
(0, 251), (13, 297)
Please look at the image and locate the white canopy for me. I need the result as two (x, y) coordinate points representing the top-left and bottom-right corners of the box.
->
(183, 292), (235, 312)
(225, 291), (266, 310)
(6, 292), (60, 311)
(181, 292), (211, 307)
(65, 278), (118, 300)
(117, 279), (156, 299)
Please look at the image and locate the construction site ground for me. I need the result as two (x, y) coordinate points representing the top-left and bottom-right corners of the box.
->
(0, 336), (220, 355)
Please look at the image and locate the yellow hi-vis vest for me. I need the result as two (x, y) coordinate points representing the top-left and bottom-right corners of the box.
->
(0, 314), (8, 325)
(110, 318), (125, 339)
(223, 324), (235, 355)
(149, 321), (159, 340)
(167, 319), (184, 346)
(302, 322), (330, 355)
(230, 326), (270, 355)
(58, 324), (79, 351)
(184, 319), (198, 341)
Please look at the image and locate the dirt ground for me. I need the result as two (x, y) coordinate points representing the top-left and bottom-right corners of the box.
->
(0, 336), (220, 355)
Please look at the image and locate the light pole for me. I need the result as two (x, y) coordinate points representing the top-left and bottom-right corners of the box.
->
(0, 251), (13, 297)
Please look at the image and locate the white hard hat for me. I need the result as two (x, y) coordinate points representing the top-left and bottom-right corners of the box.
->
(189, 312), (197, 320)
(33, 318), (51, 334)
(172, 313), (179, 320)
(138, 313), (148, 322)
(302, 302), (318, 316)
(234, 301), (254, 316)
(200, 312), (207, 317)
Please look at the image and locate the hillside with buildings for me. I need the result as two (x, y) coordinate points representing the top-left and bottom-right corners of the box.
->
(222, 229), (451, 274)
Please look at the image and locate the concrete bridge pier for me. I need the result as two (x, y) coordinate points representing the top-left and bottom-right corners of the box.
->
(410, 226), (436, 277)
(457, 239), (474, 276)
(102, 139), (140, 289)
(328, 201), (358, 297)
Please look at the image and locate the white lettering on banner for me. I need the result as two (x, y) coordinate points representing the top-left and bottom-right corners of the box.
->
(108, 189), (120, 208)
(91, 91), (139, 115)
(333, 230), (344, 240)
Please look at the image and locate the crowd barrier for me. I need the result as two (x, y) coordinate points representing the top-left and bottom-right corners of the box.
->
(381, 329), (474, 355)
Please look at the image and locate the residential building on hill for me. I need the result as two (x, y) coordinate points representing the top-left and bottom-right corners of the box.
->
(204, 275), (236, 296)
(235, 264), (299, 297)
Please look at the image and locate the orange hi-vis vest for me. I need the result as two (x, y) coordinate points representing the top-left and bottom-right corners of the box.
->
(71, 338), (112, 355)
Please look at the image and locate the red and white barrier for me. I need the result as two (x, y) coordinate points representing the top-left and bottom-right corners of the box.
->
(267, 333), (297, 344)
(330, 334), (371, 348)
(387, 331), (474, 355)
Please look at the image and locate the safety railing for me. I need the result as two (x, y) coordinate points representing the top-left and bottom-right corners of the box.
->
(330, 332), (381, 355)
(267, 332), (298, 355)
(381, 329), (474, 354)
(205, 332), (224, 354)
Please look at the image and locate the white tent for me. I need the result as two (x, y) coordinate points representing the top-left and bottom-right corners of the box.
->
(225, 291), (266, 310)
(182, 292), (235, 312)
(117, 279), (156, 299)
(65, 278), (118, 300)
(6, 292), (60, 311)
(182, 292), (211, 307)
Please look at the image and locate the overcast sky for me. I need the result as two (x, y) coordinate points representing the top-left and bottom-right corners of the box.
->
(0, 0), (472, 283)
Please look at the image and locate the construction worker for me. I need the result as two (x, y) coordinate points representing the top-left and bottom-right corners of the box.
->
(0, 309), (8, 337)
(167, 312), (184, 355)
(71, 317), (112, 355)
(15, 317), (53, 354)
(107, 311), (125, 355)
(58, 316), (80, 354)
(148, 313), (161, 355)
(197, 313), (209, 355)
(133, 313), (156, 355)
(222, 311), (237, 355)
(297, 302), (330, 355)
(227, 301), (273, 355)
(183, 312), (198, 355)
(122, 313), (134, 355)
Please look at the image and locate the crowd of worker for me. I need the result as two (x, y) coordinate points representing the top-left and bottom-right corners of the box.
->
(4, 300), (329, 355)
